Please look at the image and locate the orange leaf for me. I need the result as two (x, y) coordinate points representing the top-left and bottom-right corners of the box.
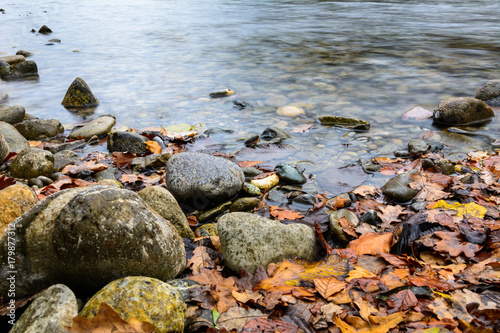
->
(111, 152), (137, 168)
(313, 276), (347, 299)
(269, 205), (303, 220)
(69, 302), (155, 333)
(339, 217), (358, 238)
(348, 232), (393, 256)
(62, 160), (107, 176)
(238, 160), (263, 168)
(145, 141), (161, 154)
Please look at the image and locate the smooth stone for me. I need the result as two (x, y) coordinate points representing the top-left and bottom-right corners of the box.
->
(209, 88), (235, 98)
(107, 131), (147, 154)
(318, 116), (370, 130)
(0, 133), (9, 162)
(382, 172), (419, 203)
(195, 223), (218, 237)
(0, 184), (37, 235)
(0, 55), (25, 64)
(261, 126), (291, 141)
(475, 79), (500, 106)
(329, 209), (359, 243)
(165, 152), (244, 208)
(38, 25), (52, 34)
(10, 148), (54, 179)
(408, 139), (428, 155)
(0, 92), (8, 102)
(411, 201), (428, 212)
(433, 97), (494, 125)
(0, 60), (38, 79)
(329, 193), (352, 208)
(198, 201), (232, 223)
(98, 179), (122, 188)
(358, 209), (380, 226)
(0, 121), (30, 154)
(48, 38), (61, 43)
(394, 150), (411, 158)
(266, 188), (287, 202)
(242, 182), (261, 196)
(53, 150), (80, 172)
(364, 164), (382, 172)
(28, 178), (43, 189)
(9, 284), (78, 333)
(293, 193), (316, 206)
(0, 105), (25, 124)
(437, 160), (455, 175)
(61, 77), (99, 107)
(250, 174), (279, 190)
(0, 186), (186, 298)
(14, 119), (64, 140)
(275, 162), (307, 184)
(16, 50), (34, 57)
(43, 139), (86, 154)
(37, 175), (53, 185)
(229, 197), (261, 212)
(400, 106), (433, 121)
(218, 212), (319, 273)
(138, 186), (195, 239)
(94, 167), (116, 181)
(80, 276), (186, 333)
(131, 153), (170, 172)
(68, 115), (115, 139)
(276, 105), (305, 117)
(242, 167), (263, 178)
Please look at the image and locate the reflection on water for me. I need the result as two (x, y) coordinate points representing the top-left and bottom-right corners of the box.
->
(1, 0), (500, 192)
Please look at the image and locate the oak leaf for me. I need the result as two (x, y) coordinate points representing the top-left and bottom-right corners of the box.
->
(69, 302), (155, 333)
(269, 205), (303, 220)
(111, 152), (137, 168)
(433, 230), (483, 259)
(217, 307), (267, 332)
(188, 268), (238, 313)
(352, 185), (379, 197)
(378, 205), (404, 230)
(333, 311), (405, 333)
(386, 289), (418, 313)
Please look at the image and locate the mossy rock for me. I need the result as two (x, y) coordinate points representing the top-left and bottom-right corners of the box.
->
(61, 77), (99, 107)
(318, 116), (370, 130)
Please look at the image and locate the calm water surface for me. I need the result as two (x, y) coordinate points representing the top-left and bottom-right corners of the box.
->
(1, 0), (500, 192)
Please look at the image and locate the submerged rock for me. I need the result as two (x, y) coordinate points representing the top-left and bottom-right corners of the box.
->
(0, 186), (186, 298)
(276, 105), (305, 117)
(61, 77), (99, 107)
(0, 184), (37, 235)
(475, 79), (500, 106)
(209, 88), (235, 98)
(433, 97), (494, 125)
(275, 162), (307, 184)
(53, 150), (80, 172)
(9, 284), (78, 333)
(68, 115), (115, 139)
(80, 276), (186, 333)
(165, 152), (244, 208)
(400, 106), (433, 121)
(218, 212), (319, 273)
(382, 172), (419, 203)
(318, 116), (370, 130)
(0, 105), (25, 124)
(0, 60), (38, 79)
(14, 119), (64, 140)
(9, 148), (54, 179)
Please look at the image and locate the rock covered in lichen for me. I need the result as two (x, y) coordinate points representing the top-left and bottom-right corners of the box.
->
(80, 276), (186, 333)
(0, 184), (37, 235)
(433, 97), (494, 125)
(475, 79), (500, 106)
(61, 77), (99, 107)
(9, 148), (54, 179)
(14, 119), (64, 140)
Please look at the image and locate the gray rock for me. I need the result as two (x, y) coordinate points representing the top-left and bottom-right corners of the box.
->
(475, 79), (500, 106)
(53, 150), (80, 172)
(293, 193), (317, 206)
(16, 50), (34, 57)
(329, 209), (359, 243)
(107, 131), (147, 154)
(437, 159), (455, 175)
(433, 97), (494, 125)
(218, 212), (319, 273)
(10, 148), (54, 179)
(165, 152), (244, 208)
(400, 106), (433, 121)
(0, 105), (25, 124)
(28, 177), (44, 188)
(0, 55), (25, 64)
(0, 92), (8, 102)
(241, 167), (263, 178)
(0, 122), (29, 153)
(229, 197), (261, 212)
(382, 172), (419, 203)
(358, 209), (380, 225)
(61, 77), (99, 107)
(408, 139), (428, 155)
(0, 134), (8, 162)
(0, 60), (38, 79)
(9, 284), (78, 333)
(0, 186), (186, 298)
(275, 162), (307, 184)
(131, 153), (170, 172)
(14, 119), (64, 140)
(94, 167), (116, 181)
(44, 139), (86, 154)
(261, 126), (291, 141)
(68, 115), (115, 140)
(138, 186), (195, 239)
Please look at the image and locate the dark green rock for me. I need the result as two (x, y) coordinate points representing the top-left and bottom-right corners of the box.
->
(0, 60), (38, 79)
(242, 167), (263, 178)
(61, 77), (99, 107)
(198, 201), (232, 223)
(275, 162), (307, 184)
(195, 223), (218, 237)
(437, 160), (455, 175)
(107, 131), (147, 154)
(433, 97), (494, 125)
(382, 172), (419, 203)
(38, 25), (52, 34)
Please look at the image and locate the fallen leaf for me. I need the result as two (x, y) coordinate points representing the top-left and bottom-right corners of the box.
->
(241, 318), (299, 333)
(314, 276), (347, 299)
(339, 217), (358, 238)
(35, 176), (97, 200)
(352, 185), (379, 197)
(237, 160), (263, 168)
(160, 127), (198, 142)
(269, 205), (303, 220)
(348, 232), (392, 256)
(69, 302), (155, 333)
(186, 245), (222, 275)
(62, 160), (107, 176)
(217, 307), (267, 332)
(188, 268), (238, 313)
(333, 311), (405, 333)
(433, 230), (483, 258)
(386, 289), (418, 313)
(0, 174), (16, 190)
(145, 141), (161, 154)
(345, 267), (377, 282)
(429, 200), (487, 218)
(378, 205), (404, 230)
(408, 275), (465, 291)
(111, 152), (137, 168)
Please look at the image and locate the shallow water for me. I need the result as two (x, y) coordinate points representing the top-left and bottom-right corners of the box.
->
(1, 0), (500, 193)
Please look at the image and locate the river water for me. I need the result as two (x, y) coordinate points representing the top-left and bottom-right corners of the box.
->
(1, 0), (500, 193)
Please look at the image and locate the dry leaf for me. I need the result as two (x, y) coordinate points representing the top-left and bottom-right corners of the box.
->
(217, 306), (266, 332)
(145, 141), (161, 154)
(352, 185), (379, 197)
(386, 289), (418, 313)
(62, 160), (107, 176)
(0, 174), (16, 190)
(314, 276), (347, 299)
(269, 205), (303, 220)
(237, 160), (263, 168)
(348, 232), (392, 256)
(111, 152), (137, 168)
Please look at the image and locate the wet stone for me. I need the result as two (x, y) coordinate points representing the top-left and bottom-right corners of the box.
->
(16, 50), (34, 57)
(437, 160), (455, 175)
(275, 162), (307, 185)
(394, 150), (411, 158)
(329, 209), (359, 244)
(28, 177), (44, 188)
(358, 209), (380, 226)
(0, 184), (37, 235)
(229, 197), (261, 212)
(400, 106), (433, 121)
(0, 55), (25, 65)
(382, 172), (419, 203)
(61, 77), (99, 107)
(261, 126), (291, 141)
(107, 131), (147, 154)
(0, 105), (25, 124)
(0, 134), (9, 162)
(198, 201), (232, 223)
(318, 116), (370, 130)
(196, 223), (218, 237)
(53, 150), (80, 172)
(276, 105), (305, 117)
(14, 119), (64, 140)
(293, 193), (316, 206)
(0, 60), (38, 79)
(38, 25), (52, 34)
(475, 79), (500, 106)
(242, 167), (263, 178)
(44, 139), (86, 154)
(242, 182), (261, 196)
(131, 153), (170, 172)
(68, 115), (115, 139)
(433, 97), (494, 125)
(364, 164), (382, 172)
(10, 148), (54, 179)
(408, 139), (428, 155)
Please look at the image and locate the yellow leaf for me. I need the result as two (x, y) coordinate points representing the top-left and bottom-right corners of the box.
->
(145, 141), (161, 154)
(345, 266), (377, 282)
(430, 200), (487, 218)
(333, 312), (405, 333)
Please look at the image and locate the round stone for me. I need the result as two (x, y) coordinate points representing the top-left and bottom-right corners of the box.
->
(0, 184), (37, 235)
(14, 119), (64, 140)
(433, 97), (494, 125)
(9, 148), (54, 179)
(69, 115), (115, 140)
(276, 105), (305, 117)
(0, 105), (26, 124)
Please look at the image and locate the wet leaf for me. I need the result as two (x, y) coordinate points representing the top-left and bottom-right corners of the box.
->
(241, 318), (299, 333)
(188, 268), (238, 313)
(62, 160), (107, 176)
(160, 127), (198, 142)
(217, 307), (266, 332)
(111, 152), (137, 168)
(433, 230), (483, 258)
(237, 160), (263, 168)
(386, 289), (418, 313)
(348, 232), (392, 256)
(35, 176), (97, 200)
(352, 185), (379, 197)
(378, 205), (404, 230)
(333, 311), (405, 333)
(429, 200), (487, 218)
(339, 217), (358, 238)
(0, 174), (16, 190)
(269, 205), (303, 220)
(69, 302), (155, 333)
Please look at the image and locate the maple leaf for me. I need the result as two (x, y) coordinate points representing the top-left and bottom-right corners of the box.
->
(377, 205), (404, 231)
(352, 185), (379, 197)
(62, 160), (108, 176)
(69, 302), (155, 333)
(269, 205), (303, 220)
(0, 174), (16, 190)
(348, 232), (392, 256)
(145, 141), (161, 154)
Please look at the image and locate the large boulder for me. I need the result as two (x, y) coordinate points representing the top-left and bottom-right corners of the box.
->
(433, 97), (494, 125)
(9, 284), (78, 333)
(0, 105), (25, 124)
(0, 184), (37, 235)
(0, 121), (30, 153)
(138, 186), (195, 239)
(68, 115), (115, 139)
(61, 77), (99, 107)
(80, 276), (186, 333)
(217, 212), (319, 273)
(476, 79), (500, 106)
(14, 119), (64, 140)
(165, 152), (244, 208)
(9, 148), (54, 179)
(0, 186), (186, 298)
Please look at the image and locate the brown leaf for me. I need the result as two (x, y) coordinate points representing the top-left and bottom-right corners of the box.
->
(62, 160), (107, 176)
(377, 205), (404, 231)
(188, 268), (238, 313)
(408, 275), (465, 291)
(186, 245), (222, 275)
(145, 141), (161, 154)
(386, 289), (418, 313)
(111, 152), (137, 168)
(120, 173), (162, 185)
(0, 174), (16, 190)
(241, 318), (299, 333)
(433, 230), (483, 259)
(269, 205), (303, 220)
(237, 160), (263, 168)
(339, 217), (358, 238)
(348, 232), (392, 256)
(352, 185), (379, 197)
(160, 127), (198, 142)
(333, 312), (405, 333)
(217, 307), (267, 332)
(69, 302), (155, 333)
(313, 276), (347, 299)
(35, 176), (97, 200)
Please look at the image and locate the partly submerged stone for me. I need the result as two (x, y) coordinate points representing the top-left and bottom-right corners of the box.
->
(318, 116), (370, 130)
(408, 139), (428, 155)
(218, 212), (319, 273)
(0, 55), (25, 65)
(475, 79), (500, 106)
(276, 105), (305, 117)
(275, 162), (307, 184)
(209, 89), (235, 98)
(9, 148), (54, 179)
(138, 186), (195, 239)
(329, 209), (359, 244)
(80, 276), (186, 333)
(9, 284), (78, 333)
(433, 97), (494, 125)
(0, 186), (186, 298)
(61, 77), (99, 107)
(400, 106), (433, 121)
(0, 60), (38, 79)
(0, 121), (29, 153)
(38, 25), (53, 34)
(0, 184), (37, 235)
(14, 119), (64, 140)
(229, 197), (261, 212)
(382, 172), (419, 203)
(68, 115), (115, 139)
(0, 105), (25, 124)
